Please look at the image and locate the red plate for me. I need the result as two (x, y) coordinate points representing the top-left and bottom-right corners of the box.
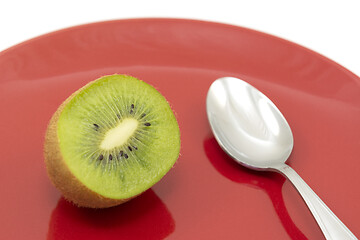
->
(0, 19), (359, 240)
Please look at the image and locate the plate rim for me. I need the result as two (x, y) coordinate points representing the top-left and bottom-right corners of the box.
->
(0, 17), (359, 82)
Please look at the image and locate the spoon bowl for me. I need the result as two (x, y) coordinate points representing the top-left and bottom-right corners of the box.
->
(206, 77), (357, 240)
(206, 77), (293, 170)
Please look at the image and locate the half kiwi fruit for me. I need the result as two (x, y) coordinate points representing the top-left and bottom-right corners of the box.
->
(44, 74), (180, 208)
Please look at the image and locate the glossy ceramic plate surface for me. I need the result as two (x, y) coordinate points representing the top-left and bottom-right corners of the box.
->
(0, 19), (359, 240)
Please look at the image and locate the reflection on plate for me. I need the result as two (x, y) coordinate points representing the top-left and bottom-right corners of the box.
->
(204, 137), (307, 239)
(0, 18), (359, 239)
(48, 190), (174, 240)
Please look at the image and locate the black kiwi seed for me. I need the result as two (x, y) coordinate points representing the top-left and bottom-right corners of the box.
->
(131, 104), (134, 109)
(124, 154), (129, 159)
(116, 114), (120, 119)
(99, 154), (104, 160)
(93, 123), (99, 129)
(128, 146), (132, 151)
(133, 146), (138, 150)
(120, 151), (124, 157)
(140, 113), (146, 118)
(109, 154), (113, 160)
(130, 109), (133, 114)
(144, 122), (151, 126)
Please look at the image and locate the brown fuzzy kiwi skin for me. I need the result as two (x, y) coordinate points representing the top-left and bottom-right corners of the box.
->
(44, 79), (134, 208)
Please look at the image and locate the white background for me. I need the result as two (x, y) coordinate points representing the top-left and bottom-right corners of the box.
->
(0, 0), (359, 77)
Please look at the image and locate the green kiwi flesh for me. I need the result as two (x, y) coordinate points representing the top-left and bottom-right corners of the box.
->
(53, 74), (180, 202)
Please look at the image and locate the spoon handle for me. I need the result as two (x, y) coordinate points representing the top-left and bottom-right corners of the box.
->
(275, 164), (357, 240)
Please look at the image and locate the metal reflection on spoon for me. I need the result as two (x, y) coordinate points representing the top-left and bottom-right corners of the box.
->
(206, 77), (357, 240)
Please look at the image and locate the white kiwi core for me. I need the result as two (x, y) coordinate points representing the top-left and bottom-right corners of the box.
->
(100, 118), (139, 150)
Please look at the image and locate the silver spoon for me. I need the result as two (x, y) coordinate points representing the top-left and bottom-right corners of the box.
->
(206, 77), (357, 240)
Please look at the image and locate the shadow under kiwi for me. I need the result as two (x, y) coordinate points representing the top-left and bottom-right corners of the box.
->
(47, 189), (175, 240)
(204, 136), (307, 240)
